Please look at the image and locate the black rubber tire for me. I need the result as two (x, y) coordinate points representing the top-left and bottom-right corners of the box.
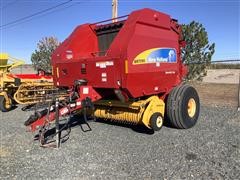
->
(166, 84), (200, 129)
(150, 112), (163, 131)
(0, 95), (12, 112)
(166, 85), (181, 128)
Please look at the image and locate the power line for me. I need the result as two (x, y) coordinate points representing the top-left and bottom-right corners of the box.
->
(1, 1), (84, 30)
(0, 0), (73, 29)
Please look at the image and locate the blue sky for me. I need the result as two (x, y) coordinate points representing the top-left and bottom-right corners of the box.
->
(0, 0), (239, 63)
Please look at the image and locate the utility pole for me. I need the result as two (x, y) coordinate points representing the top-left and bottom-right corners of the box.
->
(112, 0), (118, 22)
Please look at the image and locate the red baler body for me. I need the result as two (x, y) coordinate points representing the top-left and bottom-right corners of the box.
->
(52, 8), (186, 99)
(26, 8), (191, 133)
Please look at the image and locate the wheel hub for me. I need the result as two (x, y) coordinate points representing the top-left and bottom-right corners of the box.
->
(187, 98), (196, 118)
(5, 99), (12, 109)
(156, 116), (163, 128)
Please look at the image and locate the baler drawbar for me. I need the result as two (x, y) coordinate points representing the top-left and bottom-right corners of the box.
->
(25, 8), (200, 146)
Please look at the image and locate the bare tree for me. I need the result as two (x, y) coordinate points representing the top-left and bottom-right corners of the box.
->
(31, 37), (60, 73)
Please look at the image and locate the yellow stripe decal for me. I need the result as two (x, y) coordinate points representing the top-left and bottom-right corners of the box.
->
(51, 66), (54, 75)
(125, 60), (128, 74)
(56, 67), (59, 78)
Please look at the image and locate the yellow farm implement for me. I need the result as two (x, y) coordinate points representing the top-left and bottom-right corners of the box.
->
(0, 53), (55, 112)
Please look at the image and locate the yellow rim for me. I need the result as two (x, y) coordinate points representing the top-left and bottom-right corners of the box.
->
(156, 116), (163, 128)
(187, 98), (196, 118)
(5, 98), (12, 109)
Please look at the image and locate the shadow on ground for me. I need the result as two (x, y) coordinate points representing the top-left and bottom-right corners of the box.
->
(33, 113), (170, 146)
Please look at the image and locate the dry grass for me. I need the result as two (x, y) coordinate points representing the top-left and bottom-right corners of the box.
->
(191, 82), (239, 108)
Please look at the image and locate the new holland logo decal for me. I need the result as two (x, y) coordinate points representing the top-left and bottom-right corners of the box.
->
(133, 48), (177, 65)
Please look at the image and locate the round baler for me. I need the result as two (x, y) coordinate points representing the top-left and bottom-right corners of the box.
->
(26, 8), (200, 134)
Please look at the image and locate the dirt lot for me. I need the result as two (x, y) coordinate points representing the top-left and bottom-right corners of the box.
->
(203, 69), (240, 84)
(0, 82), (239, 179)
(192, 82), (239, 107)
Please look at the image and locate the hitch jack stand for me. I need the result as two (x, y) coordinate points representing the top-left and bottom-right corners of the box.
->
(55, 98), (60, 148)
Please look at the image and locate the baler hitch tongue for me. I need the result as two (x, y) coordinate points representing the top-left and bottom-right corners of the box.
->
(24, 85), (102, 146)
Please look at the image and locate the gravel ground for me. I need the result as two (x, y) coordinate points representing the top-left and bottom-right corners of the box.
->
(0, 104), (239, 179)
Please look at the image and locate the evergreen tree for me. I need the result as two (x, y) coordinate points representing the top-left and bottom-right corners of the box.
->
(182, 21), (215, 80)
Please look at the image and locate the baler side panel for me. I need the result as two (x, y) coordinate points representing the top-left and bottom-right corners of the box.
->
(127, 23), (179, 73)
(52, 24), (99, 87)
(76, 58), (121, 89)
(55, 58), (121, 89)
(123, 23), (181, 97)
(55, 61), (82, 87)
